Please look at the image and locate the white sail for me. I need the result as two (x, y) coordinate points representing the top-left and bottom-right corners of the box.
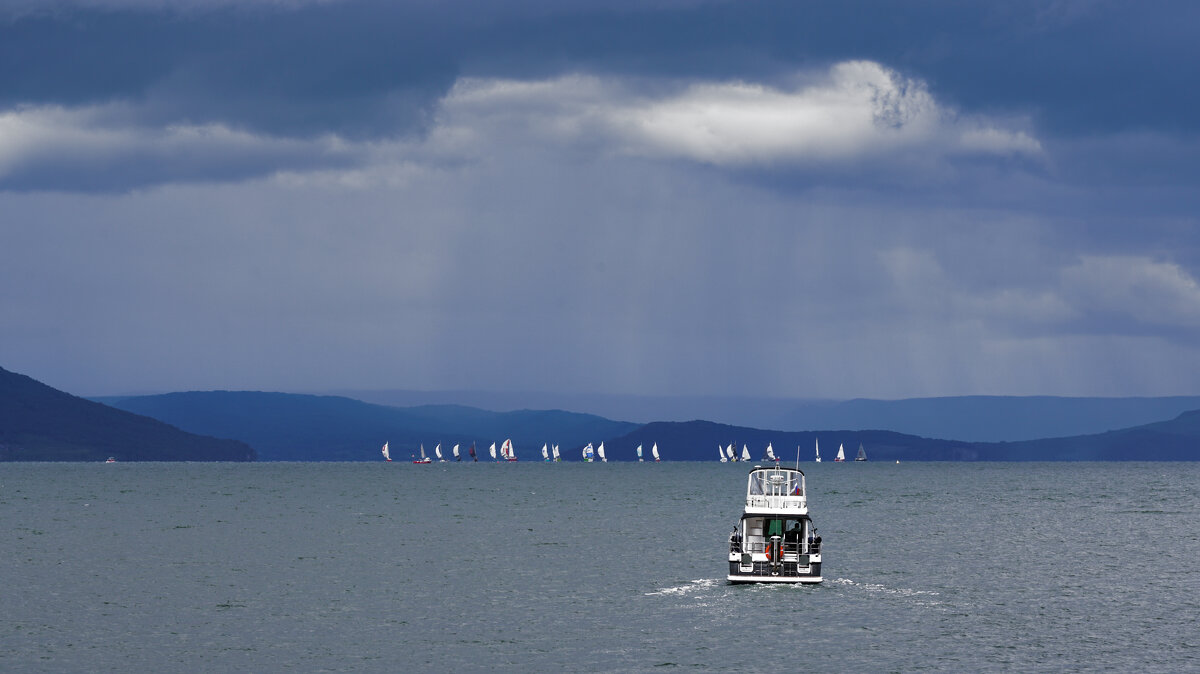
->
(651, 443), (660, 461)
(765, 443), (776, 461)
(452, 444), (460, 459)
(719, 445), (727, 462)
(489, 442), (497, 460)
(637, 444), (643, 461)
(420, 444), (427, 460)
(552, 444), (560, 461)
(597, 442), (607, 462)
(725, 444), (735, 461)
(435, 443), (443, 460)
(856, 443), (867, 461)
(541, 443), (549, 461)
(741, 444), (751, 462)
(836, 443), (845, 462)
(381, 442), (390, 461)
(501, 438), (514, 460)
(583, 443), (594, 461)
(815, 438), (821, 463)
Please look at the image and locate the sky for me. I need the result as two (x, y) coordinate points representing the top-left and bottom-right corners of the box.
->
(3, 0), (1200, 400)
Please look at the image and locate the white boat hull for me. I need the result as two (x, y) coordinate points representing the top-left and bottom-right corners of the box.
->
(727, 573), (823, 584)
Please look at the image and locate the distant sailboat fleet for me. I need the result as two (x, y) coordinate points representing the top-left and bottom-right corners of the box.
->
(379, 437), (864, 463)
(716, 438), (868, 464)
(381, 439), (660, 462)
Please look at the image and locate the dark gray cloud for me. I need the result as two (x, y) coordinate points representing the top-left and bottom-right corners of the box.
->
(5, 1), (1198, 135)
(2, 0), (1199, 400)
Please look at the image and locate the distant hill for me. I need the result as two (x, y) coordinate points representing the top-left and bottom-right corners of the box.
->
(0, 366), (255, 461)
(100, 391), (639, 461)
(607, 412), (1200, 462)
(974, 409), (1200, 461)
(787, 396), (1200, 443)
(100, 388), (1200, 462)
(332, 389), (1200, 442)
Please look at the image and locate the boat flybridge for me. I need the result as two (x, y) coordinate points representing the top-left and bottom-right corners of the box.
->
(727, 465), (822, 584)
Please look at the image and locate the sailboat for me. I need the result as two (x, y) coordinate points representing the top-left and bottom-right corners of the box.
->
(834, 443), (845, 462)
(582, 443), (594, 462)
(719, 445), (728, 462)
(381, 442), (391, 462)
(741, 444), (751, 462)
(489, 443), (498, 461)
(637, 444), (643, 462)
(501, 438), (517, 461)
(541, 443), (550, 462)
(453, 444), (461, 461)
(434, 444), (445, 462)
(597, 442), (607, 462)
(413, 444), (432, 464)
(651, 442), (660, 462)
(469, 443), (477, 461)
(815, 438), (821, 463)
(726, 444), (737, 462)
(552, 444), (561, 462)
(765, 443), (777, 462)
(855, 443), (867, 462)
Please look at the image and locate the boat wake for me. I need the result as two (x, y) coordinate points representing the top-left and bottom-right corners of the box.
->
(645, 579), (719, 597)
(831, 578), (943, 606)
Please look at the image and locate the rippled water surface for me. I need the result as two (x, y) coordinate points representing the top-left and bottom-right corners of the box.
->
(2, 461), (1197, 671)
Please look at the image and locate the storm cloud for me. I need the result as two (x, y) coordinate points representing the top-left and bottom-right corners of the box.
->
(2, 0), (1199, 401)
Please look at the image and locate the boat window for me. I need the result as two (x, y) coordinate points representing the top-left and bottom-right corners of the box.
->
(748, 472), (766, 495)
(787, 473), (803, 497)
(766, 519), (784, 537)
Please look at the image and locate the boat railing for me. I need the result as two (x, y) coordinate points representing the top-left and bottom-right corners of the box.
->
(731, 538), (821, 556)
(744, 494), (806, 510)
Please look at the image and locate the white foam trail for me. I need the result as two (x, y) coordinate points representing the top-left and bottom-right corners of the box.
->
(645, 579), (719, 596)
(832, 578), (942, 605)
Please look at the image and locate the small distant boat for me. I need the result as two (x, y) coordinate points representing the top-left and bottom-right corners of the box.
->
(552, 444), (561, 462)
(434, 443), (445, 462)
(727, 465), (822, 584)
(489, 443), (498, 461)
(105, 456), (117, 463)
(597, 442), (607, 462)
(741, 444), (751, 462)
(637, 444), (644, 462)
(719, 445), (728, 463)
(501, 438), (517, 462)
(834, 444), (845, 462)
(765, 443), (777, 462)
(381, 442), (391, 462)
(453, 444), (461, 462)
(726, 444), (736, 462)
(582, 443), (594, 462)
(651, 442), (660, 462)
(814, 438), (821, 463)
(413, 444), (432, 464)
(541, 443), (550, 462)
(469, 443), (477, 462)
(855, 443), (867, 462)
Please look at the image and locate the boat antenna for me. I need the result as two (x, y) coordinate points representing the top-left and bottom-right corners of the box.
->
(795, 443), (801, 471)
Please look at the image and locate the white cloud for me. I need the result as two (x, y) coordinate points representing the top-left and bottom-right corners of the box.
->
(1059, 255), (1200, 331)
(1, 60), (1042, 191)
(0, 104), (356, 190)
(439, 61), (1043, 168)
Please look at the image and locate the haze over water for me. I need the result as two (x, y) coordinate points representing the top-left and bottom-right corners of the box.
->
(3, 461), (1197, 671)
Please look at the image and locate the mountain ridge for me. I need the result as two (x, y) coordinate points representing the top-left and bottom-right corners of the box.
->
(0, 366), (255, 461)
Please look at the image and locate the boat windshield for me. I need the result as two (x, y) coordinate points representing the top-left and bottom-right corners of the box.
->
(747, 468), (803, 498)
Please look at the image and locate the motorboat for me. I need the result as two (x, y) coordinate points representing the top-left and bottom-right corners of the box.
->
(727, 465), (822, 584)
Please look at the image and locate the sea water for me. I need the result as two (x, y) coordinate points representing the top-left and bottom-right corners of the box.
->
(1, 461), (1197, 672)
